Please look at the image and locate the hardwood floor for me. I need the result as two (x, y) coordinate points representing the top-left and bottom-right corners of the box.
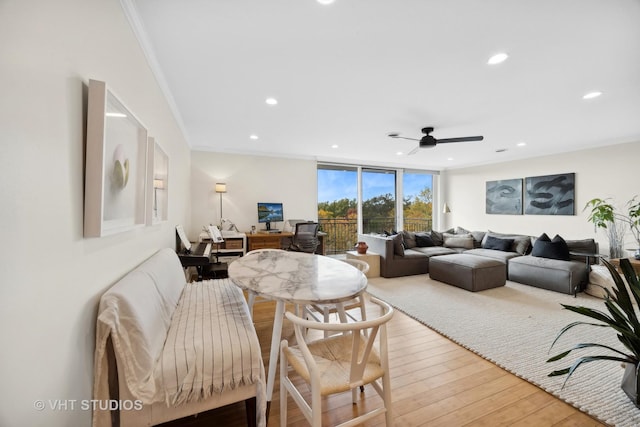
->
(162, 297), (607, 427)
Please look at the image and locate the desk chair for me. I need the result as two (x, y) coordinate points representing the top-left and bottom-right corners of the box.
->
(280, 297), (394, 427)
(287, 222), (320, 253)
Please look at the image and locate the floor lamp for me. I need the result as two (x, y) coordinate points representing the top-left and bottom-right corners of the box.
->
(215, 183), (227, 226)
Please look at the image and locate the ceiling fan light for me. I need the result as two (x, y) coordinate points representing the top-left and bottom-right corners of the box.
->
(583, 91), (602, 100)
(488, 53), (509, 65)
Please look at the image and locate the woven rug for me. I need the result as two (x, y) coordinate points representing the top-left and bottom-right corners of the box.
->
(366, 274), (640, 426)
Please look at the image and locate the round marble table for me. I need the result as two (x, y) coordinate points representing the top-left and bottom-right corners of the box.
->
(229, 249), (368, 406)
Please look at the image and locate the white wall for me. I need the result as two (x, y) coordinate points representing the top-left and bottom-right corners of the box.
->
(190, 152), (318, 238)
(0, 1), (191, 425)
(442, 141), (640, 255)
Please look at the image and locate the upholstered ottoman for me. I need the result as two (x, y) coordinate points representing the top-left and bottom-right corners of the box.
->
(429, 254), (506, 291)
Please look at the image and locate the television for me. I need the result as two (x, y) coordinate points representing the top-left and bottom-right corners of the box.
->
(257, 202), (284, 231)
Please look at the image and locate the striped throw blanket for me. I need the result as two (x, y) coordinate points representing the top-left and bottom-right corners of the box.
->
(93, 275), (265, 426)
(158, 279), (265, 406)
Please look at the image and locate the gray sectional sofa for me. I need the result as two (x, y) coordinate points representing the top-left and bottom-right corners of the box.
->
(357, 229), (598, 295)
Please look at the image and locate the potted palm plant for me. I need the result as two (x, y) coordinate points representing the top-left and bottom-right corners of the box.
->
(585, 197), (640, 259)
(547, 258), (640, 406)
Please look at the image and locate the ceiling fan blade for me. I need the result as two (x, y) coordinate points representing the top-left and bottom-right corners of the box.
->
(437, 136), (484, 143)
(407, 146), (420, 156)
(389, 135), (420, 141)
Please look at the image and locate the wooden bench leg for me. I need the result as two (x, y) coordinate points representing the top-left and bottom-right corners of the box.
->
(245, 397), (257, 427)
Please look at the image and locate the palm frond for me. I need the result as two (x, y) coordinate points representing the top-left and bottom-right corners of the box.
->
(552, 355), (632, 389)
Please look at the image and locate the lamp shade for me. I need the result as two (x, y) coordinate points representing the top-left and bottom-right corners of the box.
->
(215, 183), (227, 193)
(153, 178), (165, 189)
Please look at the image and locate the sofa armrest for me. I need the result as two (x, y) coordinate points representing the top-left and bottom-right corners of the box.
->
(358, 234), (394, 276)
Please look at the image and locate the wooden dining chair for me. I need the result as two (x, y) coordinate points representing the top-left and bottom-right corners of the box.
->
(280, 296), (394, 427)
(305, 259), (370, 337)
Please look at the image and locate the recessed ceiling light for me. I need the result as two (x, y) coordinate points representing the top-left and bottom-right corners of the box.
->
(396, 151), (403, 156)
(487, 53), (509, 65)
(265, 97), (278, 105)
(249, 134), (259, 140)
(331, 144), (339, 149)
(447, 157), (454, 161)
(317, 0), (335, 4)
(517, 142), (526, 147)
(583, 91), (602, 100)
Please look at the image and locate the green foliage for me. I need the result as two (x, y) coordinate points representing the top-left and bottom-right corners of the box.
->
(404, 188), (433, 219)
(547, 258), (640, 401)
(362, 193), (395, 219)
(317, 198), (356, 219)
(584, 196), (640, 246)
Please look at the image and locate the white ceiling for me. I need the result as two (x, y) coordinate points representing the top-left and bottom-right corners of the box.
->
(129, 0), (640, 170)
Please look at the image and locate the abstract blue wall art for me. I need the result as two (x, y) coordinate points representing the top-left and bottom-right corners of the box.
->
(524, 173), (575, 215)
(486, 179), (523, 215)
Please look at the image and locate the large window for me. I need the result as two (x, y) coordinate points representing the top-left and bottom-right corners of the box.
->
(317, 165), (358, 255)
(318, 164), (434, 254)
(403, 171), (433, 232)
(362, 168), (396, 234)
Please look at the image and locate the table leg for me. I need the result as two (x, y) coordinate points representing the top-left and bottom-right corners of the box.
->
(265, 300), (285, 415)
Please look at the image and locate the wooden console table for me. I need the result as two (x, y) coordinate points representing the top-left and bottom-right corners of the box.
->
(246, 232), (325, 254)
(610, 257), (640, 275)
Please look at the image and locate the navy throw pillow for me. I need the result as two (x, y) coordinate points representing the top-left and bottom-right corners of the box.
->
(415, 232), (435, 247)
(483, 235), (514, 252)
(531, 233), (571, 261)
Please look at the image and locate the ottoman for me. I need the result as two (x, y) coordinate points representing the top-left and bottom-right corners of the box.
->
(429, 254), (506, 292)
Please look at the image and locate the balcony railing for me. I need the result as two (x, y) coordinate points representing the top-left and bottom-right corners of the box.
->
(318, 218), (433, 255)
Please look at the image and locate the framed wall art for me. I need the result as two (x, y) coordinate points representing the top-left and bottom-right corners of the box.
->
(486, 179), (523, 215)
(84, 79), (148, 237)
(524, 173), (575, 215)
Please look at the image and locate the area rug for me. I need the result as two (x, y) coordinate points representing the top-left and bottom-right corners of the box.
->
(366, 274), (640, 426)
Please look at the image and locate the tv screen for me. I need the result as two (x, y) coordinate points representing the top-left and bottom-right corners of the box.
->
(257, 202), (284, 223)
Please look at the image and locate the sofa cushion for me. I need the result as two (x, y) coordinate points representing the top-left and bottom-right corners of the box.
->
(412, 246), (458, 257)
(464, 248), (522, 263)
(508, 254), (586, 294)
(415, 232), (435, 247)
(402, 248), (430, 259)
(443, 233), (475, 249)
(531, 233), (571, 261)
(482, 231), (530, 255)
(483, 235), (514, 252)
(392, 233), (405, 256)
(401, 230), (417, 249)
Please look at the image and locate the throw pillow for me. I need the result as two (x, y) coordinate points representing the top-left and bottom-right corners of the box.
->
(470, 230), (486, 248)
(401, 230), (417, 249)
(391, 233), (405, 257)
(481, 231), (531, 255)
(443, 233), (475, 249)
(415, 232), (435, 247)
(455, 226), (471, 235)
(531, 233), (571, 261)
(430, 228), (454, 246)
(483, 235), (514, 252)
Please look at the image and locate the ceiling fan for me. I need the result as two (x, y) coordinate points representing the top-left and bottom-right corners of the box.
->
(388, 126), (484, 155)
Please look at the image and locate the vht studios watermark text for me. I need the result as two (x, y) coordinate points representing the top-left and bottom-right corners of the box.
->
(33, 399), (142, 411)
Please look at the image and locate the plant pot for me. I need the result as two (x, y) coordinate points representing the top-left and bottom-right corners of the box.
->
(621, 362), (640, 408)
(355, 241), (368, 255)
